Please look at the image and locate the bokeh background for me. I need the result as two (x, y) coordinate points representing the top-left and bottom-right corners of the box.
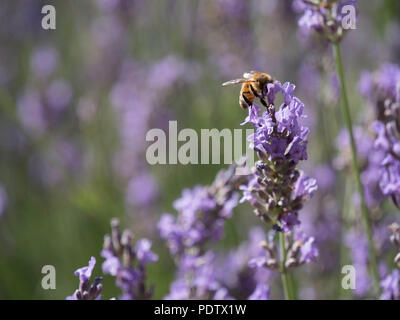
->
(0, 0), (399, 299)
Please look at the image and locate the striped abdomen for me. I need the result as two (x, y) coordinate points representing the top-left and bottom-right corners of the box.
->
(239, 82), (255, 109)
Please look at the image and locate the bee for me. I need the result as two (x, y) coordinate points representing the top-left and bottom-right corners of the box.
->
(222, 71), (274, 109)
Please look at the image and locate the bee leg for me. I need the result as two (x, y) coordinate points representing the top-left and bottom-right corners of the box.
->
(259, 97), (268, 108)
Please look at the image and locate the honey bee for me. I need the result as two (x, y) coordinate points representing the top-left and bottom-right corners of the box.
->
(222, 71), (274, 109)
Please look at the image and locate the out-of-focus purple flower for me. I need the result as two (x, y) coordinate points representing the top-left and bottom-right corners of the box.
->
(101, 219), (158, 300)
(67, 257), (102, 300)
(166, 251), (228, 300)
(298, 8), (324, 32)
(75, 256), (96, 283)
(45, 79), (73, 112)
(27, 139), (82, 188)
(359, 64), (400, 208)
(380, 269), (400, 300)
(358, 71), (373, 98)
(248, 283), (270, 300)
(247, 227), (318, 270)
(125, 173), (158, 208)
(30, 46), (59, 78)
(214, 228), (272, 299)
(158, 186), (220, 255)
(335, 127), (384, 209)
(295, 0), (358, 42)
(17, 88), (46, 134)
(109, 55), (196, 225)
(345, 231), (371, 296)
(160, 164), (249, 299)
(294, 172), (318, 199)
(101, 249), (120, 276)
(165, 279), (191, 300)
(314, 164), (335, 191)
(17, 80), (72, 136)
(293, 232), (319, 264)
(159, 163), (247, 259)
(136, 239), (158, 267)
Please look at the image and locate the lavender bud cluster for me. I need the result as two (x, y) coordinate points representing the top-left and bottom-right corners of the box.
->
(294, 0), (357, 43)
(67, 257), (103, 300)
(388, 223), (400, 268)
(101, 218), (158, 300)
(360, 64), (400, 208)
(240, 81), (317, 231)
(249, 230), (318, 271)
(158, 162), (249, 299)
(379, 221), (400, 300)
(159, 162), (249, 259)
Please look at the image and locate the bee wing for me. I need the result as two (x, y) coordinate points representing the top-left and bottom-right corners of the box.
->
(222, 78), (247, 86)
(243, 71), (260, 79)
(243, 72), (253, 79)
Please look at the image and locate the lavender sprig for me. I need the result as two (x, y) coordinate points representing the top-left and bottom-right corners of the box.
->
(240, 82), (317, 231)
(388, 223), (400, 269)
(295, 0), (380, 296)
(101, 218), (158, 300)
(239, 81), (318, 300)
(333, 41), (381, 296)
(67, 257), (103, 300)
(380, 223), (400, 300)
(295, 0), (357, 43)
(158, 162), (249, 299)
(360, 64), (400, 208)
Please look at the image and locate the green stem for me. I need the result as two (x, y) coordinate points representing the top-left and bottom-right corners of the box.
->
(279, 232), (295, 300)
(332, 42), (381, 296)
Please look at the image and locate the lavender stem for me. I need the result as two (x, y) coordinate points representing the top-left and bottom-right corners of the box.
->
(332, 42), (380, 296)
(279, 231), (295, 300)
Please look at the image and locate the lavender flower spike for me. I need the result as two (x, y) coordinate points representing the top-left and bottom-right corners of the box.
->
(359, 64), (400, 209)
(294, 0), (357, 42)
(159, 162), (249, 299)
(67, 257), (102, 300)
(101, 218), (158, 300)
(380, 269), (400, 300)
(240, 81), (317, 231)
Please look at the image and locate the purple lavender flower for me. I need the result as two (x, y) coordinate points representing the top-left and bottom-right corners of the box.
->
(380, 269), (400, 300)
(165, 251), (229, 300)
(335, 127), (385, 209)
(359, 64), (400, 208)
(67, 257), (103, 300)
(125, 172), (159, 208)
(213, 228), (272, 299)
(388, 223), (400, 268)
(248, 283), (270, 300)
(249, 228), (318, 273)
(17, 80), (72, 136)
(345, 231), (371, 296)
(30, 46), (59, 79)
(240, 81), (317, 231)
(159, 163), (248, 259)
(292, 231), (319, 264)
(159, 163), (249, 299)
(101, 219), (158, 300)
(295, 0), (357, 42)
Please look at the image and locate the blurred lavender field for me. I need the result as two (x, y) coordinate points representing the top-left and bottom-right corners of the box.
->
(0, 0), (400, 300)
